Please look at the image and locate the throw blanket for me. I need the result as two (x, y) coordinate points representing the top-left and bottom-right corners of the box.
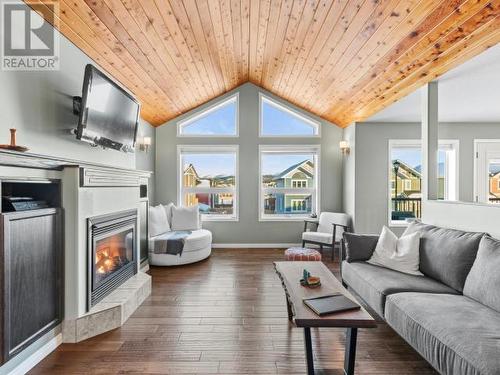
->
(154, 231), (192, 256)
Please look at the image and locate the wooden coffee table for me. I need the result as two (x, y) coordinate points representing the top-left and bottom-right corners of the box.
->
(274, 261), (376, 375)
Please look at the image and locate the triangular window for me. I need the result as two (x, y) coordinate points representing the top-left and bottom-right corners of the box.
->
(260, 94), (319, 136)
(178, 94), (238, 136)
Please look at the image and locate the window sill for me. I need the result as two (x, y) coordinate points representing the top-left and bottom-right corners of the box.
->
(259, 216), (310, 222)
(202, 216), (239, 222)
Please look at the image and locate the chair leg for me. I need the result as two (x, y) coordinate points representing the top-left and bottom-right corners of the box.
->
(302, 240), (306, 247)
(332, 243), (335, 262)
(319, 244), (323, 255)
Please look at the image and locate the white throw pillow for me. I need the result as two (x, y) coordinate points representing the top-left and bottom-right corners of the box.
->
(162, 203), (174, 228)
(171, 205), (200, 231)
(367, 226), (423, 276)
(149, 205), (170, 237)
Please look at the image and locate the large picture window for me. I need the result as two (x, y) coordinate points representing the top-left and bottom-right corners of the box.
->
(177, 94), (238, 137)
(389, 140), (458, 225)
(178, 145), (238, 221)
(260, 94), (320, 137)
(259, 145), (320, 221)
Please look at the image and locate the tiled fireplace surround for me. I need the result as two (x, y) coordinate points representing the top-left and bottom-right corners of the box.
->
(61, 166), (151, 343)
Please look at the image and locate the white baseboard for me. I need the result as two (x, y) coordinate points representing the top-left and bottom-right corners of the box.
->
(212, 243), (301, 248)
(8, 333), (62, 375)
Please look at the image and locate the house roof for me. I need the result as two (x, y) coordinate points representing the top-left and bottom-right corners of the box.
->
(29, 1), (498, 127)
(274, 160), (314, 180)
(392, 159), (421, 179)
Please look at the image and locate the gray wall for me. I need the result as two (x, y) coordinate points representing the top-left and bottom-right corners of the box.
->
(344, 121), (500, 235)
(135, 120), (156, 201)
(0, 4), (155, 372)
(0, 3), (155, 172)
(342, 124), (356, 226)
(155, 83), (343, 244)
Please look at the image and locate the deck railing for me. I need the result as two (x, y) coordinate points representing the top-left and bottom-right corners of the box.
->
(391, 197), (421, 220)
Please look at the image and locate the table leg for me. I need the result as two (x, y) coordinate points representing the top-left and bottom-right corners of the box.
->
(344, 327), (358, 375)
(303, 327), (315, 375)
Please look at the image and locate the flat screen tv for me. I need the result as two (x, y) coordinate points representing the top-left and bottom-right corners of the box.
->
(75, 64), (140, 153)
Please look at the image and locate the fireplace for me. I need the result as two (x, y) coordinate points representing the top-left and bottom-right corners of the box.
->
(88, 209), (138, 309)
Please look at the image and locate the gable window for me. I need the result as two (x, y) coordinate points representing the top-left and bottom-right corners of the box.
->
(260, 94), (320, 137)
(389, 140), (458, 226)
(259, 145), (320, 221)
(178, 145), (238, 221)
(177, 94), (238, 137)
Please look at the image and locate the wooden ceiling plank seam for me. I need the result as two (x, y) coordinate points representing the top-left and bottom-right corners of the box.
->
(194, 0), (230, 92)
(54, 0), (180, 117)
(326, 0), (490, 119)
(341, 9), (500, 124)
(206, 0), (235, 90)
(275, 0), (324, 94)
(260, 0), (292, 87)
(248, 0), (261, 82)
(179, 0), (224, 96)
(299, 0), (403, 108)
(287, 0), (357, 104)
(101, 0), (200, 105)
(278, 0), (335, 98)
(154, 0), (219, 96)
(230, 0), (244, 83)
(252, 0), (272, 84)
(142, 0), (216, 101)
(266, 0), (307, 92)
(219, 0), (239, 86)
(83, 0), (193, 110)
(240, 0), (251, 82)
(338, 24), (500, 126)
(322, 0), (469, 116)
(31, 1), (167, 124)
(122, 0), (211, 102)
(303, 0), (419, 109)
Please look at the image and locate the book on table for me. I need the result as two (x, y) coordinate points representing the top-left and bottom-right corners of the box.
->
(303, 293), (360, 316)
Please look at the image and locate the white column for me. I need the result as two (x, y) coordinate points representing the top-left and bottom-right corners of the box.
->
(422, 82), (439, 201)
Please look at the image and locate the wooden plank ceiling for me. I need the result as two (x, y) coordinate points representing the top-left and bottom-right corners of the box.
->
(28, 0), (500, 127)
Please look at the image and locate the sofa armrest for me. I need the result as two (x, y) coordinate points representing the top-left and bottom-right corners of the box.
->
(342, 232), (379, 263)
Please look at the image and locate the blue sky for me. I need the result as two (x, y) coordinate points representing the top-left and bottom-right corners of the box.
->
(182, 102), (236, 135)
(262, 154), (313, 175)
(183, 154), (235, 177)
(262, 101), (316, 135)
(392, 148), (446, 169)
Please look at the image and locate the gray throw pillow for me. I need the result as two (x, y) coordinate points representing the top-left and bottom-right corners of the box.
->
(463, 236), (500, 313)
(343, 232), (379, 263)
(403, 221), (485, 292)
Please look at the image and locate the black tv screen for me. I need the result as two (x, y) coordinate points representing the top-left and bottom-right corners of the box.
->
(76, 64), (140, 152)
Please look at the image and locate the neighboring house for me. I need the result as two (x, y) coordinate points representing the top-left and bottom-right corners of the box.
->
(264, 160), (314, 214)
(391, 159), (422, 198)
(183, 164), (234, 211)
(490, 171), (500, 202)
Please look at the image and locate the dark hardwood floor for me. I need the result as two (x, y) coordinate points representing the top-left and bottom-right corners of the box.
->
(30, 249), (437, 374)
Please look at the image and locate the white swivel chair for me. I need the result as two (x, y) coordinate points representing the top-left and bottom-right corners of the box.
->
(302, 212), (351, 261)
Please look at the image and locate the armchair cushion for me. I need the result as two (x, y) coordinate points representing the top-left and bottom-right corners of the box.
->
(317, 212), (350, 234)
(343, 232), (379, 263)
(149, 205), (170, 237)
(302, 231), (333, 245)
(171, 205), (201, 231)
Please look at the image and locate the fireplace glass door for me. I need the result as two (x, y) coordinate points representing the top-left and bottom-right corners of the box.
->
(93, 227), (134, 290)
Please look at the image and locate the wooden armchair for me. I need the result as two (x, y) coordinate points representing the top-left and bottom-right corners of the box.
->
(302, 212), (351, 261)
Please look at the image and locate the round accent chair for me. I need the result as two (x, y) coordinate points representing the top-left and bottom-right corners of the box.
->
(148, 203), (212, 266)
(284, 247), (322, 261)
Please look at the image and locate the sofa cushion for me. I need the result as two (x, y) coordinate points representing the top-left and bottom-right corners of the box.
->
(343, 233), (379, 263)
(385, 292), (500, 375)
(302, 231), (333, 244)
(342, 261), (458, 317)
(149, 229), (212, 254)
(162, 203), (174, 227)
(367, 226), (422, 276)
(464, 236), (500, 313)
(171, 205), (200, 231)
(403, 221), (485, 292)
(149, 205), (169, 237)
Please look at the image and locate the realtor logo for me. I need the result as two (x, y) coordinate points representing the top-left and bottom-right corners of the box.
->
(1, 1), (59, 70)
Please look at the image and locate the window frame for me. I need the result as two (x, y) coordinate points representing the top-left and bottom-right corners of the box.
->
(259, 145), (321, 222)
(177, 144), (239, 221)
(259, 93), (321, 138)
(388, 139), (459, 227)
(177, 93), (239, 137)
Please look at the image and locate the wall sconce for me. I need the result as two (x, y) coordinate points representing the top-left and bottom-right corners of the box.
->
(339, 140), (350, 155)
(140, 136), (152, 153)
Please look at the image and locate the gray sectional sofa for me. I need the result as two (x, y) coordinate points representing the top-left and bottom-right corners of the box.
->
(341, 221), (500, 375)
